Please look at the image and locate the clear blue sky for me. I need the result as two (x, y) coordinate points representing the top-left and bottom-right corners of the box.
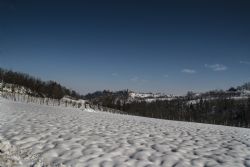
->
(0, 0), (250, 95)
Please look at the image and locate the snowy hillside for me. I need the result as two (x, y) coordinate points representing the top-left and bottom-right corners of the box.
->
(0, 98), (250, 167)
(128, 91), (175, 102)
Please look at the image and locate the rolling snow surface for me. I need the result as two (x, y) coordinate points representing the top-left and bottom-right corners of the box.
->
(0, 98), (250, 167)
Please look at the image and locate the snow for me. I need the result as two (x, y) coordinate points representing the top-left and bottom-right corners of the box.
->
(129, 92), (159, 98)
(129, 92), (171, 99)
(129, 92), (175, 103)
(61, 97), (86, 104)
(83, 107), (96, 113)
(1, 98), (250, 167)
(231, 96), (249, 100)
(145, 97), (174, 103)
(241, 90), (250, 96)
(187, 96), (250, 105)
(0, 138), (23, 167)
(0, 83), (33, 95)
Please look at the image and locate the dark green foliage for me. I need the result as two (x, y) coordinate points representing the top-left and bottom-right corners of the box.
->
(87, 89), (250, 127)
(228, 87), (237, 92)
(124, 98), (250, 127)
(0, 68), (83, 99)
(85, 90), (129, 107)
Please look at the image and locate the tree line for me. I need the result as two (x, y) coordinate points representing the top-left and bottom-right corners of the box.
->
(96, 97), (250, 127)
(87, 88), (250, 127)
(0, 68), (83, 99)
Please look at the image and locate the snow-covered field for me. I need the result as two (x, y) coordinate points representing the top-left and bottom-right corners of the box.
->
(0, 98), (250, 167)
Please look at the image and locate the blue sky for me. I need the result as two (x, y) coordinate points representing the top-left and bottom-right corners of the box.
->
(0, 0), (250, 95)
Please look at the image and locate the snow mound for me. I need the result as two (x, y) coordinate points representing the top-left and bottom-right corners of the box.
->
(0, 138), (23, 167)
(0, 138), (68, 167)
(83, 108), (97, 112)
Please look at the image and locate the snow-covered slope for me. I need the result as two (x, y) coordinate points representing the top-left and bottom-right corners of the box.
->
(128, 91), (175, 102)
(0, 98), (250, 167)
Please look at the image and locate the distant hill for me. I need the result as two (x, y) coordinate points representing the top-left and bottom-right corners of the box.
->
(85, 89), (175, 105)
(85, 82), (250, 105)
